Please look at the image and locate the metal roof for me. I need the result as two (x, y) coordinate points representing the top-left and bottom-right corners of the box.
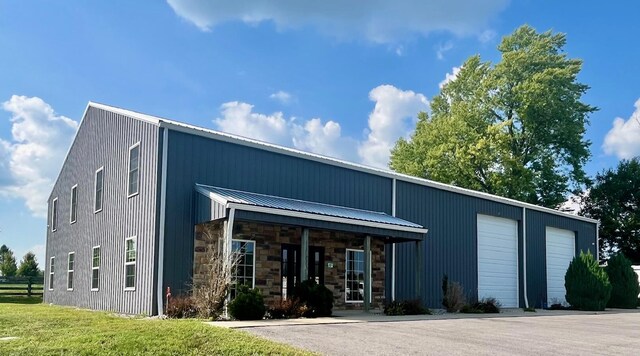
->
(195, 184), (426, 231)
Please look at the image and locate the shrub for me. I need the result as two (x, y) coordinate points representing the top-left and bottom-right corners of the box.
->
(605, 254), (640, 309)
(523, 307), (536, 312)
(227, 285), (266, 320)
(292, 280), (333, 317)
(565, 251), (612, 311)
(460, 297), (501, 314)
(266, 298), (307, 319)
(166, 295), (198, 319)
(441, 274), (466, 312)
(384, 299), (431, 315)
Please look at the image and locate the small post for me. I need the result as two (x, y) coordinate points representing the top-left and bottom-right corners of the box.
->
(364, 235), (371, 312)
(27, 278), (32, 297)
(301, 228), (309, 282)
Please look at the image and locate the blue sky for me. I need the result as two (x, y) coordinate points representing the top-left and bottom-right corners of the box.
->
(1, 1), (639, 266)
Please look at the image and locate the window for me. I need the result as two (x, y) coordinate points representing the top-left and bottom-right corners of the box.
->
(92, 246), (100, 291)
(70, 185), (78, 224)
(51, 198), (58, 232)
(127, 143), (140, 197)
(67, 252), (75, 290)
(345, 249), (371, 303)
(94, 167), (104, 213)
(231, 239), (255, 298)
(125, 236), (136, 290)
(48, 257), (55, 290)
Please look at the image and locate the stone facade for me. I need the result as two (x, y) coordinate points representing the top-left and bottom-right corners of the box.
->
(193, 220), (386, 309)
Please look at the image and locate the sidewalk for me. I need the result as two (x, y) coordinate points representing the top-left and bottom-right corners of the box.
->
(205, 307), (640, 329)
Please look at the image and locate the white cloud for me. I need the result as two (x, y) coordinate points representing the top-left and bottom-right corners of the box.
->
(478, 29), (496, 43)
(291, 118), (359, 162)
(269, 90), (293, 104)
(213, 101), (290, 145)
(213, 85), (428, 169)
(603, 98), (640, 159)
(358, 85), (429, 168)
(0, 96), (78, 218)
(436, 41), (454, 60)
(167, 0), (508, 43)
(439, 66), (462, 89)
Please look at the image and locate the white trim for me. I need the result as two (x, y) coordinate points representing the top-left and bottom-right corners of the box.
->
(226, 203), (428, 235)
(194, 184), (229, 206)
(69, 184), (78, 224)
(51, 197), (58, 232)
(391, 178), (396, 302)
(67, 252), (75, 291)
(48, 256), (55, 291)
(126, 142), (141, 198)
(157, 128), (168, 315)
(345, 249), (372, 304)
(124, 236), (137, 291)
(91, 245), (100, 291)
(231, 239), (256, 289)
(94, 167), (104, 213)
(522, 207), (529, 308)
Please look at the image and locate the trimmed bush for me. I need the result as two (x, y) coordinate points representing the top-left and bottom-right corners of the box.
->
(384, 299), (431, 315)
(228, 285), (266, 320)
(565, 251), (611, 311)
(166, 295), (198, 319)
(441, 274), (466, 312)
(292, 280), (333, 317)
(605, 254), (640, 309)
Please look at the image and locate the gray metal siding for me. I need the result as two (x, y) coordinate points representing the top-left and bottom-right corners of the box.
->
(43, 107), (160, 315)
(163, 130), (393, 293)
(525, 209), (597, 308)
(394, 180), (523, 308)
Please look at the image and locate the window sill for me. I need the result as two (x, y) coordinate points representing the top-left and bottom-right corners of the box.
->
(94, 208), (103, 214)
(124, 287), (136, 292)
(67, 288), (74, 291)
(127, 192), (139, 199)
(91, 288), (99, 292)
(70, 220), (76, 225)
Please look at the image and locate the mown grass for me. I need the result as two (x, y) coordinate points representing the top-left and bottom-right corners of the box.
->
(0, 296), (313, 355)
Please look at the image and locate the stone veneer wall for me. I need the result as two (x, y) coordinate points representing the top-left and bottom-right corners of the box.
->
(193, 220), (386, 309)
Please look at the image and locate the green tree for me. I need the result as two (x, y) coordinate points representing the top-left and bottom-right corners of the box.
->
(17, 252), (40, 278)
(0, 244), (9, 266)
(390, 25), (596, 208)
(0, 248), (18, 277)
(565, 251), (611, 311)
(581, 158), (640, 263)
(605, 253), (640, 309)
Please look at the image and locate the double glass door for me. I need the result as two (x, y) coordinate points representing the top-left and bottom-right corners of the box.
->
(281, 244), (325, 299)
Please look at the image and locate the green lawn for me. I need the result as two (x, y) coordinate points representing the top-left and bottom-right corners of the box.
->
(0, 296), (313, 355)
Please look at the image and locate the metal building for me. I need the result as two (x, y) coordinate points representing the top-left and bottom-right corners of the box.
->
(44, 103), (598, 315)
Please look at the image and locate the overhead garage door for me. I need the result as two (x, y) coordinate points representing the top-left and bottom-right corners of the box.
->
(546, 227), (575, 306)
(477, 214), (518, 307)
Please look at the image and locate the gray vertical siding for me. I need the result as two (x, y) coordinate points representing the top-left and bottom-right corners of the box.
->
(394, 180), (523, 308)
(43, 107), (160, 315)
(525, 209), (597, 308)
(163, 130), (393, 294)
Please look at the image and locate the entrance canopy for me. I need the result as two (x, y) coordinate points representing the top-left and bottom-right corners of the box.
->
(195, 184), (427, 240)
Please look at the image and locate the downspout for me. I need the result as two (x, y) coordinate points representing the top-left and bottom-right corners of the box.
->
(522, 207), (529, 309)
(223, 208), (236, 317)
(596, 221), (600, 262)
(391, 178), (396, 301)
(157, 127), (168, 315)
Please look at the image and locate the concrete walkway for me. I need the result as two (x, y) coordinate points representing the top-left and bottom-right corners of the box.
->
(206, 308), (640, 329)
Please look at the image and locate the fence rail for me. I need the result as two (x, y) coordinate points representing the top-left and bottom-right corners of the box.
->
(0, 276), (45, 297)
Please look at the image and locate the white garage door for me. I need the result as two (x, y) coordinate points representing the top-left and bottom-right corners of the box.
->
(546, 227), (575, 305)
(477, 214), (518, 307)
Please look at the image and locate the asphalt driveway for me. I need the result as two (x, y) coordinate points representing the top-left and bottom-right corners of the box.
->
(245, 312), (640, 355)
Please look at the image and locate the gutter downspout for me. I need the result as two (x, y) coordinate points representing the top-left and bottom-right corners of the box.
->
(596, 221), (600, 262)
(157, 127), (168, 315)
(522, 207), (529, 309)
(391, 178), (396, 302)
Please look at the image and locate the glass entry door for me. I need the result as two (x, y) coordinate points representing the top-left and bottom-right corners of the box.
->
(281, 244), (325, 299)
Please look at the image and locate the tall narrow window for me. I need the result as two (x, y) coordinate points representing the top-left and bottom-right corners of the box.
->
(51, 198), (58, 232)
(92, 246), (100, 290)
(67, 252), (75, 290)
(49, 257), (55, 290)
(127, 143), (140, 197)
(94, 167), (104, 213)
(345, 249), (367, 303)
(70, 185), (78, 224)
(230, 239), (255, 298)
(125, 236), (136, 290)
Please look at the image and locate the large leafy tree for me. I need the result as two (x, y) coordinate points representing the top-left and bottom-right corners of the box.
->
(17, 252), (40, 278)
(581, 159), (640, 263)
(390, 25), (596, 208)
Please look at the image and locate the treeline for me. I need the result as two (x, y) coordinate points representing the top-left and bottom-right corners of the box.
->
(0, 244), (41, 278)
